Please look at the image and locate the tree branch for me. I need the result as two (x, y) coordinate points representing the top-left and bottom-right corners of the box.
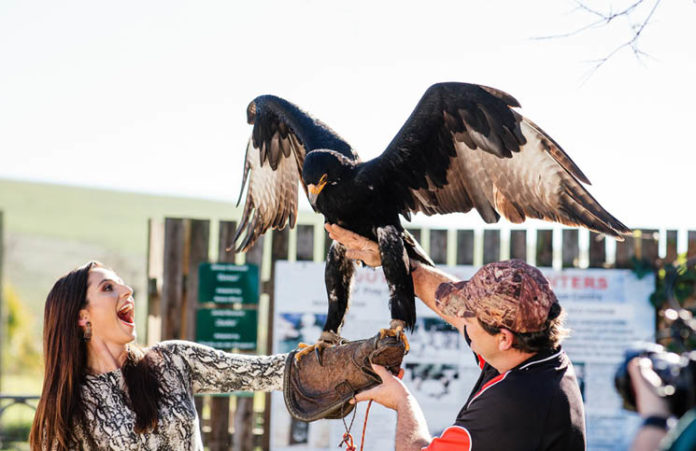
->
(536, 0), (666, 78)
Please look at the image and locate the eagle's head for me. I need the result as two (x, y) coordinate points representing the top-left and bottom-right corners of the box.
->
(302, 150), (355, 208)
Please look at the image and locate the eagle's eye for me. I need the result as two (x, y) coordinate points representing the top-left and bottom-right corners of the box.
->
(319, 174), (328, 184)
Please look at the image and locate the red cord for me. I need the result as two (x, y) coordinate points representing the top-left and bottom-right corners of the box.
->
(340, 432), (356, 451)
(359, 400), (373, 451)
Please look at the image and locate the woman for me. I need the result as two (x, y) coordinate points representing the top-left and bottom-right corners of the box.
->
(29, 261), (285, 450)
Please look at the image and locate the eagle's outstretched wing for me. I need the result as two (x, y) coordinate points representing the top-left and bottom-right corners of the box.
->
(234, 95), (355, 252)
(362, 82), (630, 239)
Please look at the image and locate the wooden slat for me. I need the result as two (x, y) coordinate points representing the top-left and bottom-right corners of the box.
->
(666, 230), (678, 264)
(296, 225), (314, 261)
(406, 228), (421, 243)
(562, 229), (579, 268)
(615, 234), (635, 269)
(262, 229), (289, 450)
(509, 230), (526, 262)
(688, 231), (696, 260)
(204, 221), (236, 451)
(185, 220), (210, 340)
(183, 220), (210, 439)
(536, 230), (553, 267)
(237, 229), (264, 451)
(640, 229), (659, 267)
(161, 218), (185, 340)
(146, 219), (164, 345)
(456, 230), (474, 265)
(429, 229), (448, 264)
(588, 232), (606, 268)
(483, 230), (500, 264)
(0, 211), (4, 390)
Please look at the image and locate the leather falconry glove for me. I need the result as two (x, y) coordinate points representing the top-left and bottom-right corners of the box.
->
(283, 332), (407, 422)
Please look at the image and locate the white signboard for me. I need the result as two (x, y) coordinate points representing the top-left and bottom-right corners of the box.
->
(271, 261), (655, 451)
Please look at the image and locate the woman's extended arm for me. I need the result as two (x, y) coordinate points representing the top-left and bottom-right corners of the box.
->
(157, 341), (286, 393)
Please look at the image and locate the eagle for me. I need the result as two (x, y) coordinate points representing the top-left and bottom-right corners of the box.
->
(233, 82), (630, 359)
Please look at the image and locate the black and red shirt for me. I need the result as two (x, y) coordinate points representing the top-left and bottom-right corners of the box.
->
(424, 347), (586, 450)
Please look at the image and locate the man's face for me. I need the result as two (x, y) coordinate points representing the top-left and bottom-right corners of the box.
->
(459, 315), (501, 361)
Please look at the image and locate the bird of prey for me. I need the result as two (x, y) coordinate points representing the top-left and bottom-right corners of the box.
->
(233, 82), (630, 358)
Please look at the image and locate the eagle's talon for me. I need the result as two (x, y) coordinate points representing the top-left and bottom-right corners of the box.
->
(379, 321), (410, 354)
(294, 342), (317, 362)
(294, 331), (345, 363)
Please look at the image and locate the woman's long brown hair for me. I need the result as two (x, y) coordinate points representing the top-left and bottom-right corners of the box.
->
(29, 262), (161, 450)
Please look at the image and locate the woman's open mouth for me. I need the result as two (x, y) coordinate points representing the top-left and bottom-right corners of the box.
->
(117, 303), (135, 327)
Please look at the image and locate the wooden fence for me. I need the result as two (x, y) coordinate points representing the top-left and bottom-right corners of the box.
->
(146, 215), (696, 450)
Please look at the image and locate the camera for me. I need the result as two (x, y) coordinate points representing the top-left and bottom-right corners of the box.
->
(615, 309), (696, 417)
(615, 343), (696, 417)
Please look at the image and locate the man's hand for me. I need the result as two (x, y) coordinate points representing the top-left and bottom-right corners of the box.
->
(325, 224), (382, 267)
(353, 364), (433, 450)
(352, 364), (409, 410)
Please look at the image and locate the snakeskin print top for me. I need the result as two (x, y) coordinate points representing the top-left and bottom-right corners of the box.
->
(66, 340), (285, 450)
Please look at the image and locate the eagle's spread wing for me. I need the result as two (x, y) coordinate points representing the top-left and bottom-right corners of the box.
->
(234, 95), (354, 252)
(363, 82), (630, 239)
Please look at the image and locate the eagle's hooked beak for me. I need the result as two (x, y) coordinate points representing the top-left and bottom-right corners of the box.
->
(307, 174), (328, 207)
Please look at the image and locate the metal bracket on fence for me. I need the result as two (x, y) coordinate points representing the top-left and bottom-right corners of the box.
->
(0, 394), (40, 419)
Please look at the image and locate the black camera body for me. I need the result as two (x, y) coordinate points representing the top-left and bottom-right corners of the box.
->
(615, 343), (696, 417)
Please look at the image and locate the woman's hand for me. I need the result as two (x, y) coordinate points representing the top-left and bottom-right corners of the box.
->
(325, 224), (382, 267)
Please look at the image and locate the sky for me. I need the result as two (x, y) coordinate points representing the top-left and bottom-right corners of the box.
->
(1, 0), (695, 233)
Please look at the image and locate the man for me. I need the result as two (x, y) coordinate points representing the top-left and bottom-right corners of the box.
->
(326, 224), (586, 451)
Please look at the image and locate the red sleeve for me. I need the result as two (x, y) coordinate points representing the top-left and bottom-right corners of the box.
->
(422, 426), (472, 451)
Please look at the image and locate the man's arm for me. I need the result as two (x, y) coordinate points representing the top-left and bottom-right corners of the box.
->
(353, 365), (432, 451)
(325, 224), (460, 326)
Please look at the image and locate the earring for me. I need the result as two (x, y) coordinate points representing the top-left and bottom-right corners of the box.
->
(83, 321), (92, 341)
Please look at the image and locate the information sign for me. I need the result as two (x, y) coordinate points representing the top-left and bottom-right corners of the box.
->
(196, 308), (258, 350)
(198, 263), (259, 304)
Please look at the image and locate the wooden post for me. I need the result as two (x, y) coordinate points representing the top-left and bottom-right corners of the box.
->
(262, 229), (289, 451)
(456, 230), (474, 265)
(429, 229), (448, 264)
(483, 230), (500, 264)
(509, 230), (526, 262)
(562, 230), (579, 268)
(161, 218), (186, 340)
(536, 230), (553, 267)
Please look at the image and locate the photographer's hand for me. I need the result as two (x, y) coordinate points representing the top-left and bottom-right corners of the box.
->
(628, 357), (671, 451)
(628, 357), (671, 418)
